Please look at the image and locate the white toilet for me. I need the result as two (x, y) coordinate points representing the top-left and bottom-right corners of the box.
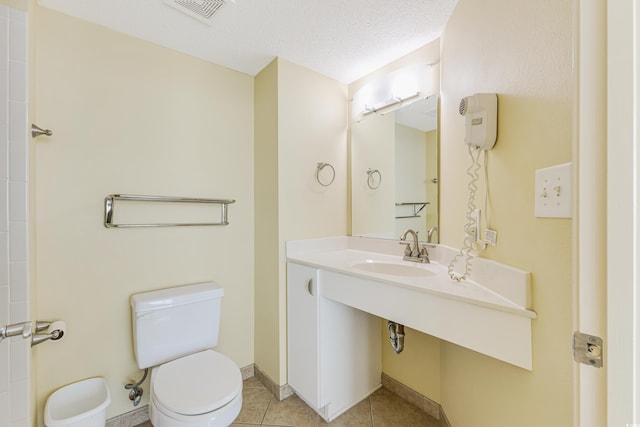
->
(131, 282), (242, 427)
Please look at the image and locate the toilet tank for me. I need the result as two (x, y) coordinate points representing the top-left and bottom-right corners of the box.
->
(131, 282), (224, 369)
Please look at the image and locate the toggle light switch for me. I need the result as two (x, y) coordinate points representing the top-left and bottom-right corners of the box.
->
(535, 162), (573, 218)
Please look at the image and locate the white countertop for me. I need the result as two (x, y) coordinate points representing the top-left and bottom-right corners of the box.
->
(286, 236), (536, 319)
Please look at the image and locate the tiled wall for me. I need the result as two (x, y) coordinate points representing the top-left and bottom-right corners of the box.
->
(0, 4), (30, 426)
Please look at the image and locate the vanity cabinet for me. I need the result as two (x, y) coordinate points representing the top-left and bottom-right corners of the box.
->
(287, 262), (381, 422)
(287, 263), (320, 406)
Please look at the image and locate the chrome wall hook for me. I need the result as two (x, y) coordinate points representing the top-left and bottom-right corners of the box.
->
(31, 124), (53, 138)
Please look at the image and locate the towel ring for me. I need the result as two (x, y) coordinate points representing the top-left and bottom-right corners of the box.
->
(316, 162), (335, 187)
(366, 168), (382, 190)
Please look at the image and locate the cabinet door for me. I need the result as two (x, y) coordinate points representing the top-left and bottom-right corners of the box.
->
(287, 263), (320, 406)
(319, 294), (382, 420)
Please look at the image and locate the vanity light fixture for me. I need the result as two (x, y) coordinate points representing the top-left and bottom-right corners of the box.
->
(352, 62), (436, 121)
(361, 92), (421, 117)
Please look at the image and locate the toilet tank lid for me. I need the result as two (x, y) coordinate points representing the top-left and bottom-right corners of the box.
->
(131, 282), (223, 313)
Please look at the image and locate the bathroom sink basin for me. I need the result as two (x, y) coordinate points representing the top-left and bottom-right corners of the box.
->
(351, 261), (434, 277)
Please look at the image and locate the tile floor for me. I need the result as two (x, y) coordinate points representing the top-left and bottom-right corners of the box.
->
(136, 377), (441, 427)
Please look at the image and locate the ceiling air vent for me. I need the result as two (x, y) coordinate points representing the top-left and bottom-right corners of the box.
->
(164, 0), (233, 25)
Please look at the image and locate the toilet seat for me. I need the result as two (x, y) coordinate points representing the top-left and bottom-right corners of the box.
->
(152, 350), (242, 416)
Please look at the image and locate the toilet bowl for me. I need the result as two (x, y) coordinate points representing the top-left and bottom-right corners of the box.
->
(148, 350), (242, 427)
(130, 282), (243, 427)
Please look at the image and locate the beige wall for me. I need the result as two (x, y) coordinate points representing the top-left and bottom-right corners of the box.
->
(351, 112), (395, 237)
(349, 40), (440, 243)
(33, 7), (347, 421)
(348, 39), (442, 401)
(29, 0), (574, 424)
(33, 7), (255, 420)
(277, 59), (348, 384)
(348, 1), (574, 424)
(381, 324), (441, 402)
(277, 58), (348, 246)
(425, 128), (438, 241)
(253, 60), (281, 385)
(439, 0), (573, 425)
(395, 123), (428, 238)
(254, 58), (348, 385)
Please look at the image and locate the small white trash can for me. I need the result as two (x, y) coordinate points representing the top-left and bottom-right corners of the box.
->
(44, 377), (111, 427)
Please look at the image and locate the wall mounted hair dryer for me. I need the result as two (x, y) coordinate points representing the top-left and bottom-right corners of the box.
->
(459, 93), (498, 150)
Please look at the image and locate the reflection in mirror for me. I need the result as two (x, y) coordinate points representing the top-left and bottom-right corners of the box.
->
(351, 96), (438, 243)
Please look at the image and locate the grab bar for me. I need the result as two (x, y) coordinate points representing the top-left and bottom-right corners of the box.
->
(104, 194), (236, 228)
(0, 321), (32, 343)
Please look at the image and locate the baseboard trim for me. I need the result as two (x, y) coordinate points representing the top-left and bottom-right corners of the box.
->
(440, 407), (452, 427)
(254, 363), (294, 401)
(105, 405), (149, 427)
(381, 373), (451, 426)
(240, 363), (254, 380)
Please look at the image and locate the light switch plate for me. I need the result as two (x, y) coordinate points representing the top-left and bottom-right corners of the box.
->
(535, 162), (573, 218)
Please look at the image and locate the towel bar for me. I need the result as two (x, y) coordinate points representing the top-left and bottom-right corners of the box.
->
(104, 194), (236, 228)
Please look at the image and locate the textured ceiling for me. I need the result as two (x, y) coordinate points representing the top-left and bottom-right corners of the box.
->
(37, 0), (458, 84)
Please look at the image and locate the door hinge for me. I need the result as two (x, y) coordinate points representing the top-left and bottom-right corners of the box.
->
(573, 331), (603, 368)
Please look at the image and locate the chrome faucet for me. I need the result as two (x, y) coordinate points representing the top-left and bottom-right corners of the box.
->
(399, 229), (430, 263)
(427, 226), (438, 243)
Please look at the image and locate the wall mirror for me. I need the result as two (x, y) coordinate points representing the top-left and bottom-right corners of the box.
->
(350, 95), (439, 243)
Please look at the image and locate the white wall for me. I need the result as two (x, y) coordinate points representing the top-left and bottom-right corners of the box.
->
(0, 3), (30, 425)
